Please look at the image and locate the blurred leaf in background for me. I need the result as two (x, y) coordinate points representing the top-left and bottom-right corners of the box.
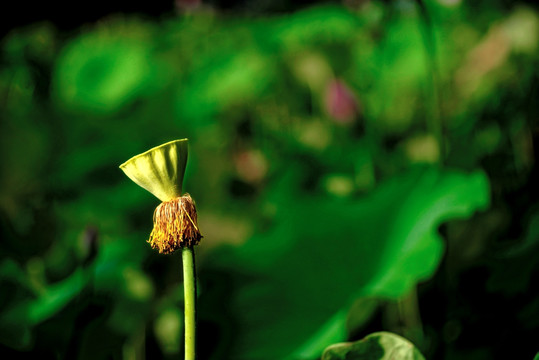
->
(205, 167), (489, 359)
(54, 32), (154, 115)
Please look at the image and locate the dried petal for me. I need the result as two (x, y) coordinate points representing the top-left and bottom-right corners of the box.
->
(149, 194), (202, 253)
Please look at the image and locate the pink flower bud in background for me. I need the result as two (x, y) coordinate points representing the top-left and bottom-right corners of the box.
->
(324, 79), (358, 125)
(176, 0), (202, 12)
(234, 149), (268, 184)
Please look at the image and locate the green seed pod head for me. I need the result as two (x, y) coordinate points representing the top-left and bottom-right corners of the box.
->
(120, 139), (188, 202)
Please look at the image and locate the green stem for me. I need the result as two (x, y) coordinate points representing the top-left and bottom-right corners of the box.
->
(182, 246), (197, 360)
(396, 288), (424, 346)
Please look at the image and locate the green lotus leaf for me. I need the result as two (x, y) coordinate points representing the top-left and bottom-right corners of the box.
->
(176, 50), (272, 122)
(0, 268), (88, 350)
(273, 5), (360, 48)
(119, 139), (188, 202)
(321, 332), (425, 360)
(208, 167), (489, 359)
(54, 32), (152, 114)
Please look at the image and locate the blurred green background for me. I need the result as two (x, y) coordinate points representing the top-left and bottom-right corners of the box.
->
(1, 0), (538, 359)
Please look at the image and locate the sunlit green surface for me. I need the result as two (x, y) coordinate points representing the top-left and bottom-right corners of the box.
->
(322, 332), (425, 360)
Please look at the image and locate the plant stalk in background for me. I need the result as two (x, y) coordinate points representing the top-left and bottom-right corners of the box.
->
(415, 0), (444, 162)
(120, 139), (202, 360)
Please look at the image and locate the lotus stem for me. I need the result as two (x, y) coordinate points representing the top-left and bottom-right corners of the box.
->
(182, 246), (197, 360)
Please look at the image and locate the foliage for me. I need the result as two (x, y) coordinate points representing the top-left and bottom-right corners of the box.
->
(321, 332), (425, 360)
(208, 168), (488, 359)
(0, 1), (538, 359)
